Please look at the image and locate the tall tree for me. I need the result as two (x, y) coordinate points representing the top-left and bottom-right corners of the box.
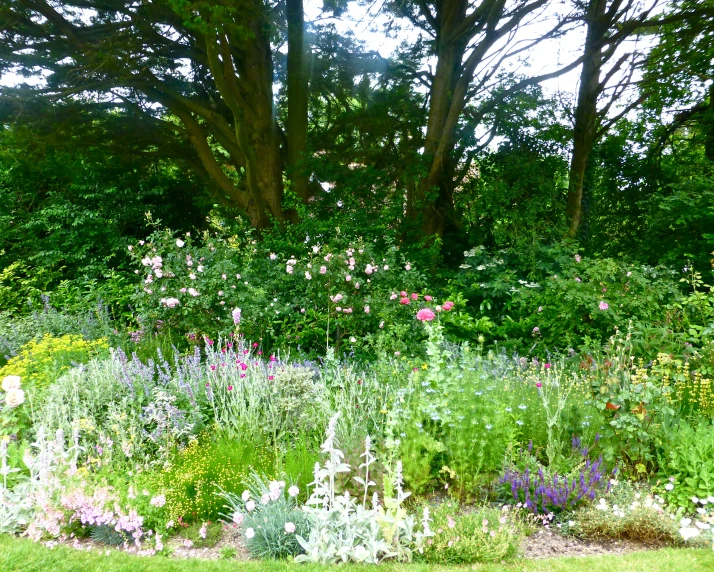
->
(564, 0), (709, 237)
(0, 0), (313, 228)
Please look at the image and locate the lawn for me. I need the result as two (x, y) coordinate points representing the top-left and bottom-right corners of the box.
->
(0, 536), (713, 572)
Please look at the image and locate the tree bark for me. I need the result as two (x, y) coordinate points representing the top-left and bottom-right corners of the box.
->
(287, 0), (310, 203)
(566, 0), (607, 238)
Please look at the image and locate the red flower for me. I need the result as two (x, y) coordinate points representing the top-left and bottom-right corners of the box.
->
(605, 402), (621, 411)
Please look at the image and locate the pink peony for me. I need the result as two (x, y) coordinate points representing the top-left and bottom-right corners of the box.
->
(416, 308), (436, 322)
(424, 295), (433, 302)
(599, 301), (609, 311)
(442, 301), (454, 311)
(411, 293), (419, 301)
(399, 297), (410, 305)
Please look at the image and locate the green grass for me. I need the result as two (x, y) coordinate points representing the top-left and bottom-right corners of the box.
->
(0, 536), (713, 572)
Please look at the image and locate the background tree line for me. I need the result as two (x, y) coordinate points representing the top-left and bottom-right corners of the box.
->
(0, 0), (713, 291)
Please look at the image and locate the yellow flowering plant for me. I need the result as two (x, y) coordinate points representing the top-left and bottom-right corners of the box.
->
(0, 334), (109, 402)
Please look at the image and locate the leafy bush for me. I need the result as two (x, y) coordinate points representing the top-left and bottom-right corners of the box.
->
(452, 244), (682, 352)
(658, 419), (714, 511)
(414, 501), (521, 564)
(569, 481), (680, 543)
(127, 228), (442, 356)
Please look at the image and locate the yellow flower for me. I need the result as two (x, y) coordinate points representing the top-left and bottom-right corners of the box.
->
(421, 364), (428, 370)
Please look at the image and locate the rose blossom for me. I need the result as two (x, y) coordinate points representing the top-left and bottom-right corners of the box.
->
(416, 308), (436, 322)
(2, 376), (21, 392)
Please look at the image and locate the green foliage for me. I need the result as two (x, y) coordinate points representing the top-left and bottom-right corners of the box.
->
(453, 244), (683, 352)
(149, 435), (273, 524)
(569, 481), (681, 543)
(658, 420), (714, 512)
(413, 502), (521, 564)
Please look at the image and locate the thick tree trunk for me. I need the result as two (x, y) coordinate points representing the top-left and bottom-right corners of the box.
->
(566, 0), (607, 238)
(287, 0), (310, 203)
(413, 0), (470, 237)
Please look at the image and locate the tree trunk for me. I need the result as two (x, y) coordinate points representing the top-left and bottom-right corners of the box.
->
(287, 0), (310, 203)
(412, 0), (470, 237)
(566, 0), (607, 238)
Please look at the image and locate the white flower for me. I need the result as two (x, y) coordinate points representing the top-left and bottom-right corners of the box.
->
(4, 388), (24, 408)
(261, 493), (270, 505)
(405, 263), (411, 271)
(284, 522), (296, 534)
(679, 527), (700, 540)
(188, 288), (199, 297)
(269, 253), (277, 260)
(242, 490), (250, 502)
(696, 521), (711, 529)
(245, 500), (256, 512)
(312, 245), (319, 254)
(2, 375), (21, 392)
(288, 486), (299, 498)
(166, 520), (174, 529)
(286, 265), (293, 274)
(349, 337), (356, 343)
(197, 265), (204, 272)
(245, 528), (255, 539)
(150, 495), (166, 508)
(232, 511), (244, 525)
(176, 239), (185, 247)
(189, 273), (196, 280)
(165, 298), (180, 308)
(692, 496), (700, 504)
(665, 483), (674, 491)
(305, 271), (312, 280)
(680, 518), (692, 527)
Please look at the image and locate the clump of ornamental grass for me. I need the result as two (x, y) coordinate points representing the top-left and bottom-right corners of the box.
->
(567, 480), (681, 544)
(414, 501), (522, 564)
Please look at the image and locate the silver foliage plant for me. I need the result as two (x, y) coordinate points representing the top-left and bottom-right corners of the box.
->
(294, 413), (433, 564)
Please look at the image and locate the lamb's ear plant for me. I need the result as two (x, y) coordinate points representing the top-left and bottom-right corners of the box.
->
(293, 413), (431, 564)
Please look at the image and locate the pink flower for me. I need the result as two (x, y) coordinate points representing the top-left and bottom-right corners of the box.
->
(599, 301), (609, 311)
(411, 293), (418, 301)
(442, 301), (454, 311)
(390, 292), (398, 300)
(232, 308), (242, 325)
(424, 295), (433, 302)
(364, 305), (370, 313)
(399, 297), (410, 305)
(268, 375), (274, 381)
(416, 308), (436, 322)
(227, 385), (233, 391)
(536, 382), (542, 388)
(343, 307), (353, 314)
(345, 275), (351, 282)
(320, 266), (327, 274)
(400, 291), (407, 297)
(284, 522), (296, 534)
(269, 355), (277, 362)
(544, 363), (551, 369)
(575, 254), (581, 262)
(210, 365), (216, 371)
(405, 263), (411, 271)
